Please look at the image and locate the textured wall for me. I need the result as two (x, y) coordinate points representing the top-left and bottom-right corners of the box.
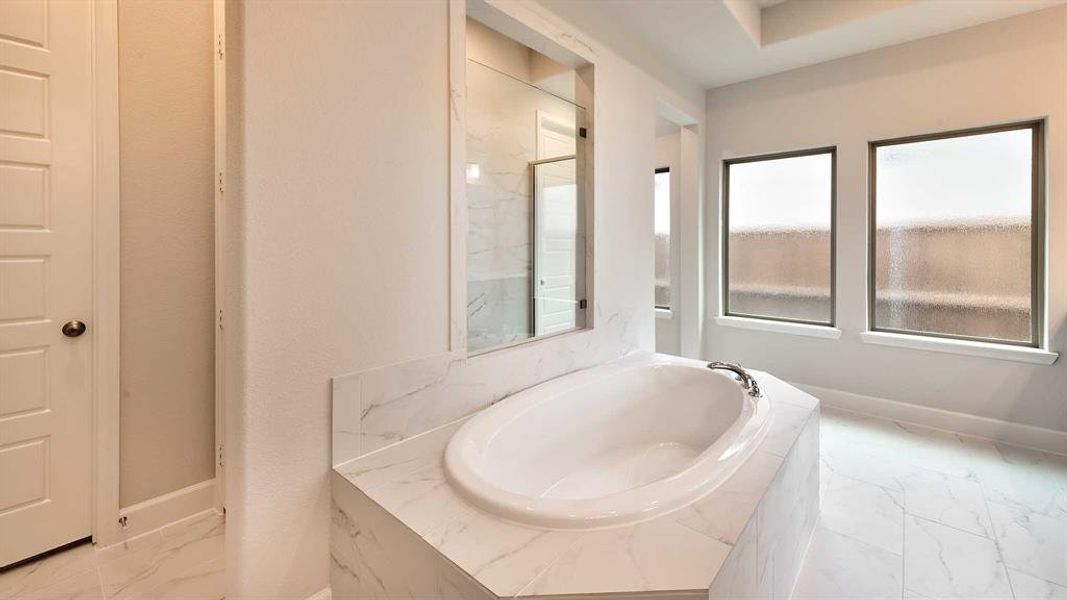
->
(227, 2), (451, 597)
(705, 6), (1067, 431)
(118, 0), (216, 506)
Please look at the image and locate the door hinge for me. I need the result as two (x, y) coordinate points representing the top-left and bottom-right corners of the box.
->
(578, 127), (587, 139)
(217, 444), (224, 467)
(217, 34), (224, 60)
(217, 171), (224, 194)
(217, 309), (224, 331)
(578, 299), (587, 309)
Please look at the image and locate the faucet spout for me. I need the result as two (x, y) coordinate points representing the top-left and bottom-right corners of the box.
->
(707, 361), (762, 398)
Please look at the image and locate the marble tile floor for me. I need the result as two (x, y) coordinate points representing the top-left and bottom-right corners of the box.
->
(794, 407), (1067, 600)
(0, 510), (224, 600)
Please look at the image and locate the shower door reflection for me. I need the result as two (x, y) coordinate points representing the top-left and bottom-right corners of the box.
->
(532, 157), (579, 336)
(464, 52), (587, 354)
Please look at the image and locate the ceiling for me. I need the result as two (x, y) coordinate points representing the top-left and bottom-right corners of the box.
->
(538, 0), (1066, 89)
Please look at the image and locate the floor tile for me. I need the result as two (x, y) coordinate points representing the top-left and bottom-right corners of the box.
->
(902, 465), (993, 538)
(820, 473), (904, 555)
(903, 514), (1013, 599)
(9, 569), (104, 600)
(987, 501), (1067, 588)
(0, 543), (98, 599)
(1, 510), (225, 600)
(145, 557), (224, 600)
(885, 422), (988, 480)
(791, 526), (902, 599)
(975, 447), (1067, 522)
(98, 514), (224, 600)
(1009, 569), (1067, 600)
(93, 531), (166, 568)
(819, 444), (904, 491)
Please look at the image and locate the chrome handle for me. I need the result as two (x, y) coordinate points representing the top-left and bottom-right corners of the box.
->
(62, 320), (87, 338)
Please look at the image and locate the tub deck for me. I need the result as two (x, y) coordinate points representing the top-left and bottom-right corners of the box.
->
(330, 367), (821, 599)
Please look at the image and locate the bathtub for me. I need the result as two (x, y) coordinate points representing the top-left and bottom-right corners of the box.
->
(443, 354), (772, 530)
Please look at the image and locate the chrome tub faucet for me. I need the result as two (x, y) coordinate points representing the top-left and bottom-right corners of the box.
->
(707, 361), (762, 398)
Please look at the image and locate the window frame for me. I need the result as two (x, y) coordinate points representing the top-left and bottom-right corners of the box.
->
(654, 166), (671, 312)
(867, 120), (1046, 348)
(722, 146), (838, 327)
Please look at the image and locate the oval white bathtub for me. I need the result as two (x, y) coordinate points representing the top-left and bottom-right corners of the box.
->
(443, 354), (772, 530)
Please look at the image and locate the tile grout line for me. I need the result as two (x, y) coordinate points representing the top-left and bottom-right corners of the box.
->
(509, 534), (582, 598)
(977, 474), (1018, 600)
(95, 564), (107, 600)
(818, 413), (1064, 600)
(900, 452), (908, 600)
(907, 511), (1019, 599)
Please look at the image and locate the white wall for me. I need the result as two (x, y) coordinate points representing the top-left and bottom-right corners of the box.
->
(705, 6), (1067, 432)
(226, 0), (703, 597)
(118, 0), (216, 506)
(467, 18), (533, 81)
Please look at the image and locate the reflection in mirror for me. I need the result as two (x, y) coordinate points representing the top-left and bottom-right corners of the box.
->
(465, 19), (587, 354)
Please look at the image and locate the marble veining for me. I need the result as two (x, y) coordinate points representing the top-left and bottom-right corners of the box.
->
(820, 473), (905, 555)
(0, 511), (224, 600)
(332, 308), (639, 464)
(330, 371), (821, 598)
(903, 514), (1013, 599)
(334, 383), (1067, 600)
(794, 406), (1067, 600)
(793, 526), (903, 600)
(464, 57), (583, 353)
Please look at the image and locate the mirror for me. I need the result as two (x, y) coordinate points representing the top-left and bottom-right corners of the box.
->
(465, 19), (588, 354)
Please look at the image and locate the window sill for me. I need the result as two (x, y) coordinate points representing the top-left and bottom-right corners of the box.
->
(715, 316), (842, 339)
(859, 331), (1058, 365)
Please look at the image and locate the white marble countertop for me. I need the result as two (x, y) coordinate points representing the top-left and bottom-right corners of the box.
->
(333, 372), (819, 597)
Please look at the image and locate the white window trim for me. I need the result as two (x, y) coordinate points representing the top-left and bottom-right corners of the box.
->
(655, 307), (673, 319)
(715, 316), (842, 339)
(860, 331), (1058, 365)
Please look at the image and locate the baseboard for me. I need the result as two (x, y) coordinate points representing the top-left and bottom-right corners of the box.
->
(795, 383), (1067, 457)
(306, 587), (332, 600)
(115, 478), (218, 541)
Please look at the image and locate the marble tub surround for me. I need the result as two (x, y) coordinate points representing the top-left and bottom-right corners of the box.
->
(331, 312), (639, 465)
(330, 368), (820, 599)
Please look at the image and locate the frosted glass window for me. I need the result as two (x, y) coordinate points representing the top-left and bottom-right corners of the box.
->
(724, 149), (835, 324)
(871, 123), (1042, 345)
(654, 168), (671, 310)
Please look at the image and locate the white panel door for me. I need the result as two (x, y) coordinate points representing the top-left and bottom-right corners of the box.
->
(533, 159), (578, 336)
(0, 0), (94, 566)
